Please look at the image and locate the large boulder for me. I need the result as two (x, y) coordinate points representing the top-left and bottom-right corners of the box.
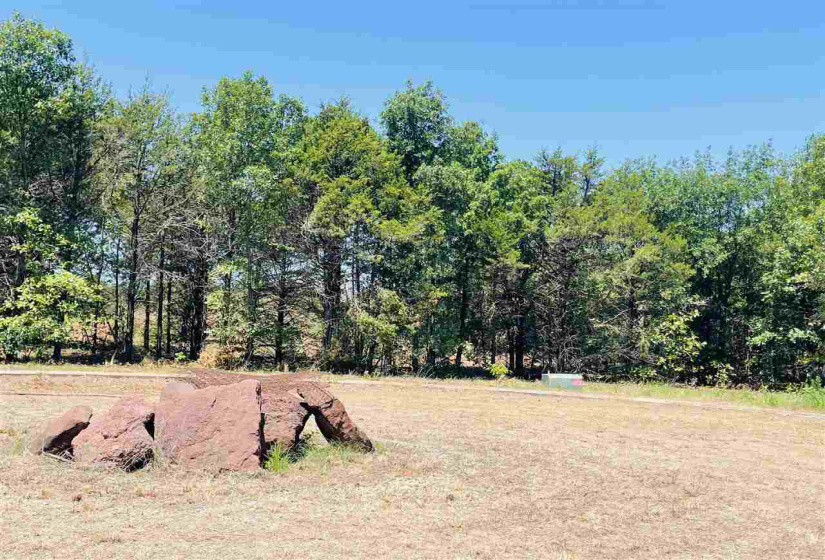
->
(160, 381), (196, 401)
(295, 383), (373, 452)
(29, 405), (93, 457)
(261, 392), (310, 453)
(154, 379), (264, 472)
(72, 397), (154, 470)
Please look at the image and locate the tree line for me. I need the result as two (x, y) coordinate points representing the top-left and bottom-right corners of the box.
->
(1, 13), (823, 386)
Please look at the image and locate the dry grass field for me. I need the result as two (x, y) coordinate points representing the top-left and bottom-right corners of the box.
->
(1, 373), (823, 560)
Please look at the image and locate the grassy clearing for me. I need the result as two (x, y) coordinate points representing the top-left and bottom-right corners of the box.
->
(0, 362), (184, 374)
(580, 379), (825, 410)
(318, 372), (825, 411)
(3, 362), (824, 411)
(1, 380), (823, 559)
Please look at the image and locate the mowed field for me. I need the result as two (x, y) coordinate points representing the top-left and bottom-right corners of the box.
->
(1, 374), (823, 560)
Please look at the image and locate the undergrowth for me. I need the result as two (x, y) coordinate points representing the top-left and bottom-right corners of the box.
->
(264, 434), (379, 474)
(581, 377), (825, 411)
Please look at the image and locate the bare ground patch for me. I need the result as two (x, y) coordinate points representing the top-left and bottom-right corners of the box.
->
(1, 378), (823, 559)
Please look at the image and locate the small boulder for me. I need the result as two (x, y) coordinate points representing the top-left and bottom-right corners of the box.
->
(29, 405), (93, 457)
(154, 379), (264, 472)
(295, 383), (373, 452)
(261, 392), (310, 453)
(72, 397), (154, 471)
(160, 381), (196, 401)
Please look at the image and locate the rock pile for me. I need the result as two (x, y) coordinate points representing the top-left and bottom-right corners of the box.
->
(30, 377), (372, 472)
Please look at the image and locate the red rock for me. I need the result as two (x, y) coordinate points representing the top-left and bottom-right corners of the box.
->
(154, 379), (264, 472)
(72, 397), (154, 470)
(261, 392), (310, 452)
(160, 381), (196, 401)
(295, 383), (373, 452)
(29, 405), (93, 457)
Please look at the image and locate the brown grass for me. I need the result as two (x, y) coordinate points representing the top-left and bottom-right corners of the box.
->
(0, 375), (823, 559)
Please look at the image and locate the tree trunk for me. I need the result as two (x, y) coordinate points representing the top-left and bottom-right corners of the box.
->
(221, 209), (236, 345)
(189, 251), (208, 359)
(143, 279), (151, 353)
(490, 328), (497, 365)
(508, 329), (515, 372)
(454, 262), (470, 367)
(411, 331), (420, 373)
(426, 315), (436, 367)
(92, 311), (99, 355)
(515, 314), (526, 378)
(245, 253), (256, 362)
(166, 279), (172, 355)
(626, 282), (637, 378)
(155, 245), (165, 358)
(91, 253), (104, 356)
(275, 255), (287, 368)
(275, 303), (285, 367)
(222, 271), (232, 345)
(125, 216), (140, 362)
(514, 268), (532, 377)
(366, 342), (377, 375)
(322, 241), (342, 351)
(113, 239), (120, 355)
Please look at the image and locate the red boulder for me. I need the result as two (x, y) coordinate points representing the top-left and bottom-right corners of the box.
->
(72, 397), (154, 470)
(154, 379), (264, 472)
(295, 383), (373, 452)
(160, 381), (196, 401)
(29, 405), (93, 457)
(261, 392), (310, 453)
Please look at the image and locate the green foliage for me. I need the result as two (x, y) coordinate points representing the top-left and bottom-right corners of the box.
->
(264, 434), (370, 474)
(489, 363), (509, 380)
(0, 12), (822, 392)
(0, 209), (100, 358)
(639, 307), (705, 382)
(793, 376), (825, 409)
(380, 80), (453, 179)
(264, 442), (292, 473)
(0, 11), (75, 193)
(0, 271), (101, 357)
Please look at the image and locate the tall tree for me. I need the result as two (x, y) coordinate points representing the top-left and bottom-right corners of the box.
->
(100, 85), (183, 362)
(194, 71), (306, 362)
(291, 99), (420, 372)
(380, 80), (453, 181)
(0, 12), (74, 202)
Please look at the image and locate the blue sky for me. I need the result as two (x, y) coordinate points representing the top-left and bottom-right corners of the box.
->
(11, 1), (825, 166)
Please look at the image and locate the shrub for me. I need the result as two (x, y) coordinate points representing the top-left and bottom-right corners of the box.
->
(489, 363), (509, 380)
(0, 271), (101, 358)
(197, 344), (243, 369)
(796, 376), (825, 409)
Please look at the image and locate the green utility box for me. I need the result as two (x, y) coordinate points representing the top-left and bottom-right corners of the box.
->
(542, 373), (584, 390)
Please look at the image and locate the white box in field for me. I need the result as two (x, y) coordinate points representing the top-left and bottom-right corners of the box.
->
(542, 373), (584, 390)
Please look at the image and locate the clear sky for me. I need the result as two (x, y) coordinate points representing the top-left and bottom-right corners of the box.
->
(11, 1), (825, 166)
